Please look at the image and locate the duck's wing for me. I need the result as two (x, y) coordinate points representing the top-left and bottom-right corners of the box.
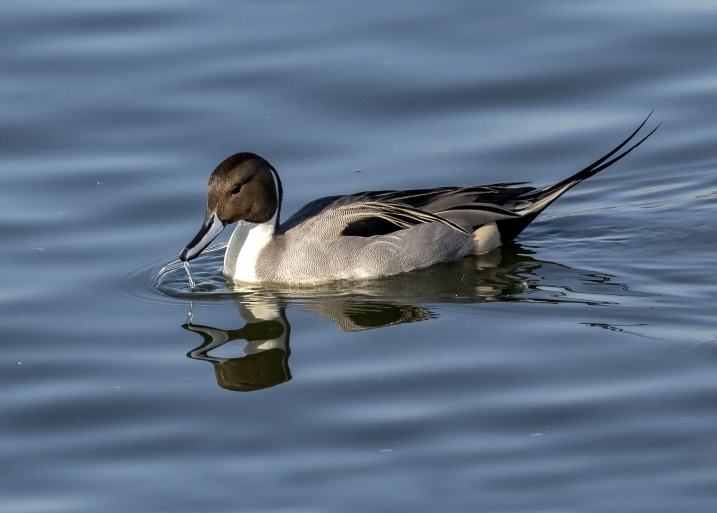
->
(351, 183), (536, 212)
(280, 186), (527, 236)
(339, 183), (533, 233)
(281, 194), (476, 237)
(337, 201), (472, 237)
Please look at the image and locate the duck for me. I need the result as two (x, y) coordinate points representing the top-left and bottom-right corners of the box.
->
(180, 116), (658, 284)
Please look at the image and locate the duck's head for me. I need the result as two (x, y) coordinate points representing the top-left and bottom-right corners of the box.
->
(180, 152), (281, 262)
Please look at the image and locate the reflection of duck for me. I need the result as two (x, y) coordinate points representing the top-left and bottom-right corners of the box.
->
(181, 246), (650, 392)
(180, 117), (657, 284)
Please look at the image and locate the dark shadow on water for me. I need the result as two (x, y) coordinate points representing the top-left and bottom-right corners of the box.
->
(178, 244), (655, 392)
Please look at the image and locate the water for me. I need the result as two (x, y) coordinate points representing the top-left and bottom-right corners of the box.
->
(183, 261), (196, 290)
(2, 1), (717, 511)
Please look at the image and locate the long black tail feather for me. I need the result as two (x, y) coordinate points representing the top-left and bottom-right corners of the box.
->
(532, 111), (660, 201)
(497, 113), (660, 242)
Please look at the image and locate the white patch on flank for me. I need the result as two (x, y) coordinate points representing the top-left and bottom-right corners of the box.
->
(224, 212), (277, 282)
(473, 222), (501, 254)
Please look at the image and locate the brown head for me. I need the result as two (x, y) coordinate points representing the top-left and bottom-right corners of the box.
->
(208, 153), (281, 225)
(180, 153), (282, 262)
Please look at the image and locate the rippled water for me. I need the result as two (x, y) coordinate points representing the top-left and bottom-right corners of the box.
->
(3, 1), (717, 512)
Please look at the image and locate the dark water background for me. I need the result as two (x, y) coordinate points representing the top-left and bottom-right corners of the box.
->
(2, 1), (717, 512)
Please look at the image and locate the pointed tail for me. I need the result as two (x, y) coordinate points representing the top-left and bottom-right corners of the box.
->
(498, 113), (660, 241)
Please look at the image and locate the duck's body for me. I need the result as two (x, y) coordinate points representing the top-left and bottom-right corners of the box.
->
(181, 117), (657, 284)
(224, 196), (484, 283)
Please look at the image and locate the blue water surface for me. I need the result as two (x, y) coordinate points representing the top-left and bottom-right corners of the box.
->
(2, 1), (717, 512)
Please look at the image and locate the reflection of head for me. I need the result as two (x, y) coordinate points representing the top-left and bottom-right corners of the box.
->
(211, 348), (291, 392)
(183, 314), (291, 393)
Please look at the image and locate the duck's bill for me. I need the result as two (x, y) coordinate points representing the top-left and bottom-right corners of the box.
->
(180, 210), (226, 262)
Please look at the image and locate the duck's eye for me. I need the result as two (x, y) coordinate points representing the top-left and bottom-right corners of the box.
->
(231, 184), (242, 195)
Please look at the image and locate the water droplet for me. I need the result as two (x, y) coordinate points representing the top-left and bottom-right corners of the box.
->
(186, 301), (194, 325)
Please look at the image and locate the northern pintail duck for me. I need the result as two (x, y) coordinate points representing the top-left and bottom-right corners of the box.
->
(180, 117), (658, 284)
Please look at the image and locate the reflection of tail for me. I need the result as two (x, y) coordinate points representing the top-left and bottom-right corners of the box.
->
(498, 113), (660, 241)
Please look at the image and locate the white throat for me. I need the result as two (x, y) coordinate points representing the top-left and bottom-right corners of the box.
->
(223, 212), (277, 282)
